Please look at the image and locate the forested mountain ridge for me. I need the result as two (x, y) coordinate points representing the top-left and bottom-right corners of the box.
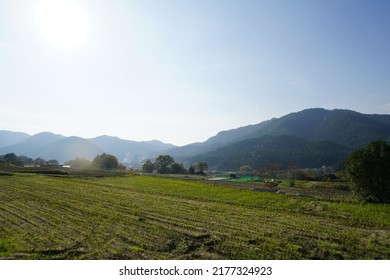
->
(190, 134), (351, 171)
(172, 108), (390, 170)
(205, 108), (390, 149)
(167, 108), (390, 164)
(247, 108), (390, 148)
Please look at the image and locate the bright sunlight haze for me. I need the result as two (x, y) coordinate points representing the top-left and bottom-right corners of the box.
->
(36, 0), (89, 49)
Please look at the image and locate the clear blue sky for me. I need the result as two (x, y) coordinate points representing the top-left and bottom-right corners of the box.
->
(1, 0), (390, 145)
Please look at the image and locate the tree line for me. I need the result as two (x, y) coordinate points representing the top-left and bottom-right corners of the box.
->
(191, 135), (350, 171)
(0, 152), (126, 171)
(65, 153), (126, 170)
(0, 153), (59, 167)
(2, 141), (389, 203)
(142, 155), (208, 175)
(345, 140), (390, 203)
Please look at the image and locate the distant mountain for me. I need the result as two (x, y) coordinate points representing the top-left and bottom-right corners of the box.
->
(0, 132), (101, 163)
(190, 135), (351, 171)
(166, 120), (271, 159)
(0, 130), (30, 148)
(167, 108), (390, 170)
(89, 135), (175, 164)
(204, 121), (271, 145)
(247, 109), (390, 148)
(42, 136), (104, 163)
(0, 132), (65, 159)
(0, 131), (176, 164)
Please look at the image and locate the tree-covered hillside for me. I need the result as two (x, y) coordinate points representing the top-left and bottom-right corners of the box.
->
(249, 109), (390, 148)
(191, 135), (351, 171)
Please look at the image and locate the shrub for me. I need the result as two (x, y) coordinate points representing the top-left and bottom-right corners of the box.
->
(345, 141), (390, 203)
(92, 153), (120, 170)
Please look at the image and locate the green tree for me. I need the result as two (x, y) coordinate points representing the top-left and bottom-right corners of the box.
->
(194, 162), (208, 175)
(171, 162), (186, 174)
(239, 165), (253, 175)
(188, 164), (195, 175)
(18, 155), (34, 166)
(3, 153), (23, 167)
(45, 159), (59, 166)
(155, 155), (175, 174)
(34, 157), (45, 166)
(118, 163), (127, 170)
(92, 153), (119, 169)
(65, 157), (91, 169)
(142, 159), (154, 173)
(345, 141), (390, 203)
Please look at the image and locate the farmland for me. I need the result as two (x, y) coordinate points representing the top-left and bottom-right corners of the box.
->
(0, 173), (389, 259)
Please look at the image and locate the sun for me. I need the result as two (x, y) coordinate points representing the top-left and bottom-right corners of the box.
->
(37, 0), (89, 49)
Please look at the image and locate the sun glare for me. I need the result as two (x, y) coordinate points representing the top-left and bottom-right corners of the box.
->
(37, 0), (89, 49)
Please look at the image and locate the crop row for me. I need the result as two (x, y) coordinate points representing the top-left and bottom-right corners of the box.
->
(0, 174), (389, 259)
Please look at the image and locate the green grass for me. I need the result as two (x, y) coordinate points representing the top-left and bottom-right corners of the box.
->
(227, 176), (260, 182)
(0, 173), (389, 259)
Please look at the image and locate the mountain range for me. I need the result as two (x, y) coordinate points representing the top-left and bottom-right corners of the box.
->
(0, 131), (174, 165)
(182, 108), (390, 170)
(1, 108), (390, 170)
